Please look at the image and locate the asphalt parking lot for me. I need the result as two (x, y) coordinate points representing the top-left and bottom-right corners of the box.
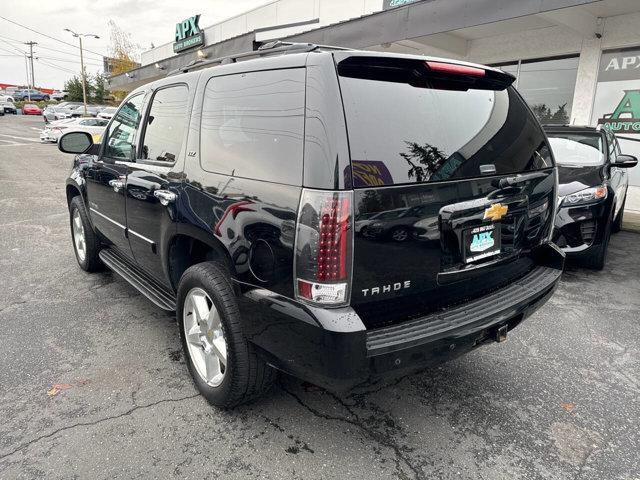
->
(1, 115), (639, 480)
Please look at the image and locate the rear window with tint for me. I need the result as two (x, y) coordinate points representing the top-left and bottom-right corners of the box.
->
(547, 132), (604, 166)
(338, 59), (553, 187)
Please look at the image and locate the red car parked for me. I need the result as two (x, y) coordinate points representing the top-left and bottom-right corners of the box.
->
(21, 104), (42, 115)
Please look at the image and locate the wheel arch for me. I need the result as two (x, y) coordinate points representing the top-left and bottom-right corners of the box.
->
(65, 180), (85, 207)
(166, 226), (235, 292)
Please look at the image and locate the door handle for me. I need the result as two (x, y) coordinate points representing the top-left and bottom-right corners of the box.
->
(109, 179), (124, 192)
(154, 189), (177, 206)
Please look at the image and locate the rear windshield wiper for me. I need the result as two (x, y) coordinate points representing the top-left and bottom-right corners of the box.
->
(494, 171), (549, 189)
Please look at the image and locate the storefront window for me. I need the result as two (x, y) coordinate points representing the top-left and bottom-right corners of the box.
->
(519, 57), (578, 124)
(492, 56), (579, 124)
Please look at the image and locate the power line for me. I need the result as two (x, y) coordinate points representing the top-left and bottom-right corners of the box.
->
(0, 15), (108, 59)
(0, 38), (25, 55)
(35, 58), (77, 74)
(37, 55), (103, 67)
(0, 33), (90, 59)
(0, 45), (22, 56)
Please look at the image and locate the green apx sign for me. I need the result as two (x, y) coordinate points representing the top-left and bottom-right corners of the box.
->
(598, 90), (640, 133)
(173, 15), (204, 53)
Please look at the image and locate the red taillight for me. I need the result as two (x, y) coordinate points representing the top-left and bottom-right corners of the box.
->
(317, 196), (349, 282)
(425, 61), (486, 77)
(295, 190), (353, 306)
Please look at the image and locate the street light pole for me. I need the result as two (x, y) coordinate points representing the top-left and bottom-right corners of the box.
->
(79, 36), (88, 117)
(64, 29), (100, 117)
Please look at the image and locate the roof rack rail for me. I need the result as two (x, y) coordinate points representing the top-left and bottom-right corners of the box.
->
(168, 41), (348, 76)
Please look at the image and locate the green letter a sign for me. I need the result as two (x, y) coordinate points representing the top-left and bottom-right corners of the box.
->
(610, 90), (640, 119)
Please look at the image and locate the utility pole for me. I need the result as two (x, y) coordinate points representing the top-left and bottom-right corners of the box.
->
(24, 55), (30, 90)
(24, 41), (37, 101)
(64, 29), (99, 117)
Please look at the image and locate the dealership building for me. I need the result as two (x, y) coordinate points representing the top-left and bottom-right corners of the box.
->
(110, 0), (640, 189)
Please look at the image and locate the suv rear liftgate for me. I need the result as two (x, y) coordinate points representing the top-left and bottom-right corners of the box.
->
(293, 54), (563, 387)
(248, 53), (564, 390)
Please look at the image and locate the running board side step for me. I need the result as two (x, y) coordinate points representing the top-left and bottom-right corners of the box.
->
(99, 248), (176, 311)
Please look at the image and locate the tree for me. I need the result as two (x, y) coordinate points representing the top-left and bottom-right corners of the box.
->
(108, 20), (139, 100)
(92, 73), (107, 103)
(400, 142), (448, 183)
(531, 104), (552, 123)
(531, 103), (570, 124)
(64, 76), (85, 102)
(550, 103), (569, 124)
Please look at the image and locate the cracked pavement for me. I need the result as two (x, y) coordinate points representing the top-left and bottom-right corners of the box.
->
(1, 115), (639, 479)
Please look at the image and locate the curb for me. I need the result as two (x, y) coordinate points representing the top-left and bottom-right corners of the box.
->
(622, 210), (640, 234)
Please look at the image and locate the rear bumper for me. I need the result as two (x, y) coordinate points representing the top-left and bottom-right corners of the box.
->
(238, 242), (564, 391)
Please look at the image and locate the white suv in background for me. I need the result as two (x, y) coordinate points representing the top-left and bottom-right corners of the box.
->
(52, 90), (68, 101)
(0, 95), (17, 114)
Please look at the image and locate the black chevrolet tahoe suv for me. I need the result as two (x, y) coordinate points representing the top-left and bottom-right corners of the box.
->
(59, 43), (565, 407)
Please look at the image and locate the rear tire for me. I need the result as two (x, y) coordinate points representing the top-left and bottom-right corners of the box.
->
(69, 196), (101, 272)
(177, 262), (275, 408)
(583, 208), (613, 270)
(612, 198), (625, 233)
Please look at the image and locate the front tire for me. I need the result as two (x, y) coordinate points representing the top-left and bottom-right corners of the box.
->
(177, 262), (275, 408)
(69, 196), (101, 272)
(612, 198), (625, 233)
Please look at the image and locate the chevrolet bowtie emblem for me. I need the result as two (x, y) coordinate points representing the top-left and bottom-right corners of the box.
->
(484, 203), (508, 221)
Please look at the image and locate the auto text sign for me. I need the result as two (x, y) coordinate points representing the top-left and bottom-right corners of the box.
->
(591, 47), (640, 186)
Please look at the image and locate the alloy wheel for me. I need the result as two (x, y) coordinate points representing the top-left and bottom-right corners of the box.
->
(183, 287), (228, 387)
(392, 228), (408, 242)
(72, 209), (86, 262)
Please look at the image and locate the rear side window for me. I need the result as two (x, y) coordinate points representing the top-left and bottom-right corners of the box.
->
(141, 85), (189, 163)
(200, 69), (305, 184)
(338, 57), (553, 187)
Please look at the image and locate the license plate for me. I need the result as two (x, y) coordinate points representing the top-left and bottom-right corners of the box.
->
(463, 224), (501, 263)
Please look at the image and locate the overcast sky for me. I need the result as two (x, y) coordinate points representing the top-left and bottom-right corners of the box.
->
(0, 0), (267, 89)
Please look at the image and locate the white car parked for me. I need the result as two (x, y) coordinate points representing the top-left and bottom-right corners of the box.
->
(97, 106), (117, 120)
(40, 117), (109, 143)
(0, 95), (16, 114)
(51, 90), (68, 101)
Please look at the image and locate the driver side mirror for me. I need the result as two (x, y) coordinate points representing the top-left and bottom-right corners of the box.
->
(613, 154), (638, 168)
(58, 131), (99, 155)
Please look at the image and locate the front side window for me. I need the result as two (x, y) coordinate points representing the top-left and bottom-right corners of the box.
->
(102, 94), (145, 161)
(140, 85), (189, 163)
(200, 69), (305, 184)
(547, 132), (604, 166)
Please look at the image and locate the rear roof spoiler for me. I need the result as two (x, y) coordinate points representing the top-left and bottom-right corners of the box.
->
(335, 54), (515, 91)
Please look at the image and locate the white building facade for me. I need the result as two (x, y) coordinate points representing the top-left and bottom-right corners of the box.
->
(112, 0), (640, 188)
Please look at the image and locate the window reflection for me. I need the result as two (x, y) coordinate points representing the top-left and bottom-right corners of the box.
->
(200, 69), (305, 185)
(340, 76), (549, 187)
(103, 94), (145, 161)
(141, 85), (189, 163)
(517, 57), (578, 124)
